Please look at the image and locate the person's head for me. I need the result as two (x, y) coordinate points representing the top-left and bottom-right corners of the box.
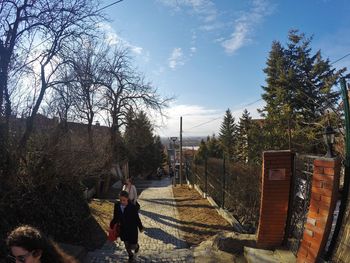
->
(125, 177), (134, 185)
(119, 190), (129, 206)
(6, 225), (75, 263)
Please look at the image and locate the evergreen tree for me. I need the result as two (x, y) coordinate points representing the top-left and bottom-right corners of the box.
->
(247, 120), (267, 164)
(236, 109), (252, 163)
(153, 135), (166, 169)
(260, 30), (345, 154)
(124, 111), (155, 176)
(260, 40), (292, 150)
(195, 139), (208, 163)
(219, 109), (237, 158)
(207, 134), (223, 158)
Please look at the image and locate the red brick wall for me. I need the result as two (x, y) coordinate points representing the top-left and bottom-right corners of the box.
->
(297, 158), (340, 263)
(257, 150), (294, 248)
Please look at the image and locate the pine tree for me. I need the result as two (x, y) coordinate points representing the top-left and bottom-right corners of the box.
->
(260, 30), (345, 154)
(260, 40), (292, 150)
(236, 109), (252, 163)
(153, 135), (166, 168)
(219, 109), (237, 159)
(207, 134), (223, 158)
(195, 139), (208, 163)
(124, 111), (155, 176)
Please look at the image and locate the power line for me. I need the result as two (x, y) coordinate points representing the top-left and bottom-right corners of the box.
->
(184, 116), (223, 132)
(96, 0), (124, 12)
(331, 52), (350, 65)
(182, 51), (350, 134)
(13, 0), (125, 57)
(183, 98), (263, 132)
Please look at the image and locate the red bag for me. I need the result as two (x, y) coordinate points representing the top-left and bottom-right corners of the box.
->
(108, 224), (120, 241)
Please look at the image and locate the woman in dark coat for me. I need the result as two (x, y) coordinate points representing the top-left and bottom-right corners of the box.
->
(110, 190), (144, 261)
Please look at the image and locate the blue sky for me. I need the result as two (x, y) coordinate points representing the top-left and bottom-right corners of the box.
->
(101, 0), (350, 136)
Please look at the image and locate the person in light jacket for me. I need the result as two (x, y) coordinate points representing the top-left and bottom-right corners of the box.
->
(122, 177), (138, 205)
(110, 191), (144, 262)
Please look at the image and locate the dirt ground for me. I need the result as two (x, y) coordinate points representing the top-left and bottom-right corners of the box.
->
(172, 185), (233, 246)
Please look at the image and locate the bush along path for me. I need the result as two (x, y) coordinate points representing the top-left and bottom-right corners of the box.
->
(87, 177), (194, 262)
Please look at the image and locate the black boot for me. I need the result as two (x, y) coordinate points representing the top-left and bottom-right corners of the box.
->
(135, 244), (140, 254)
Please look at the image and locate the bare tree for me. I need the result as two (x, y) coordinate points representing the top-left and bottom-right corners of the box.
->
(47, 73), (75, 129)
(66, 38), (108, 148)
(100, 47), (171, 163)
(14, 0), (102, 154)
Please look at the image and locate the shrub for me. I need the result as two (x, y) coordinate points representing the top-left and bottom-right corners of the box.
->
(0, 175), (90, 257)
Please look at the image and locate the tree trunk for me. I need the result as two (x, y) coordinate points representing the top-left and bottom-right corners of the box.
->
(87, 121), (94, 149)
(0, 50), (12, 179)
(288, 118), (292, 150)
(18, 65), (48, 157)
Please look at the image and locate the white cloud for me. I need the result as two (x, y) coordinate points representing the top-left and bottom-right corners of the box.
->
(156, 104), (222, 137)
(152, 66), (165, 76)
(190, 46), (197, 56)
(168, 47), (185, 69)
(155, 100), (265, 137)
(158, 0), (217, 25)
(199, 22), (223, 32)
(98, 22), (144, 55)
(221, 0), (274, 54)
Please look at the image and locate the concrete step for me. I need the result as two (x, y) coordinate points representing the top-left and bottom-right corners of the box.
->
(244, 247), (296, 263)
(87, 247), (194, 262)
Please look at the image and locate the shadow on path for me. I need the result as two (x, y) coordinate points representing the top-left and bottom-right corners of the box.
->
(143, 227), (185, 249)
(141, 198), (214, 209)
(139, 209), (233, 237)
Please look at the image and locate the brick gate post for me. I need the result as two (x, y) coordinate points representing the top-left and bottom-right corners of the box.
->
(257, 150), (294, 248)
(297, 157), (340, 263)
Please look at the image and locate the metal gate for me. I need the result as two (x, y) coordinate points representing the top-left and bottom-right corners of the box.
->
(286, 154), (317, 255)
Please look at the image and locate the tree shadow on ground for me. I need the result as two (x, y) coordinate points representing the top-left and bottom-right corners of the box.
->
(104, 177), (171, 200)
(139, 209), (233, 237)
(83, 212), (108, 250)
(143, 227), (187, 249)
(141, 198), (214, 209)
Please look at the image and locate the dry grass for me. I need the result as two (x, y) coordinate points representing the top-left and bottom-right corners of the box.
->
(172, 185), (233, 246)
(89, 199), (115, 233)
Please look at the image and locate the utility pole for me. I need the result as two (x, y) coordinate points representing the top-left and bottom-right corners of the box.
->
(180, 116), (183, 186)
(170, 136), (177, 186)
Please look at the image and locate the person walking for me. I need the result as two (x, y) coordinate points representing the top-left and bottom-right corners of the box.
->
(6, 225), (77, 263)
(122, 177), (139, 209)
(110, 191), (144, 262)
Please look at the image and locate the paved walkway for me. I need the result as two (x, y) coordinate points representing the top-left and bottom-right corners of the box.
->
(87, 177), (194, 262)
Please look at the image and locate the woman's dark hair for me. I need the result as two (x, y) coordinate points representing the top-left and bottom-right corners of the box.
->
(119, 190), (129, 198)
(6, 225), (77, 263)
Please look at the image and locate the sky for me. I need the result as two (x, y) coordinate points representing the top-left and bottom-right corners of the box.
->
(100, 0), (350, 137)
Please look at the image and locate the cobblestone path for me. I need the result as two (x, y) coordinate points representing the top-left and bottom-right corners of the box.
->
(87, 177), (194, 262)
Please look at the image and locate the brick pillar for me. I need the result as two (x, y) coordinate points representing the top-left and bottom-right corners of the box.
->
(297, 158), (340, 263)
(257, 150), (294, 248)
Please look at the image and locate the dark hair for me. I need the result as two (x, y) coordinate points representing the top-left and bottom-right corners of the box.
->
(119, 190), (129, 198)
(6, 225), (77, 263)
